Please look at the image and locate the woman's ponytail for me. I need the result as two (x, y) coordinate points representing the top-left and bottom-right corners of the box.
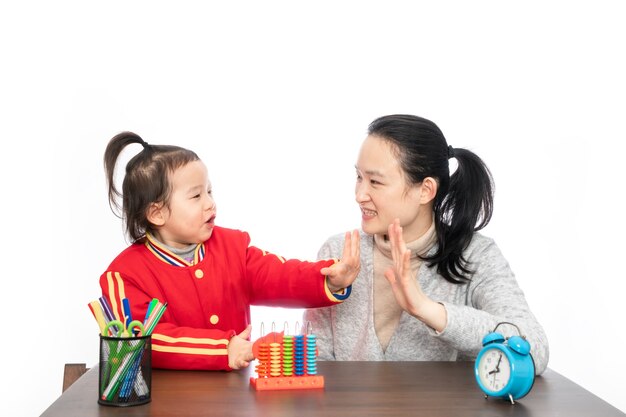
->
(431, 147), (494, 282)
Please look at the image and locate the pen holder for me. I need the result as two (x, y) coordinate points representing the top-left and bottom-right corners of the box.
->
(98, 334), (152, 406)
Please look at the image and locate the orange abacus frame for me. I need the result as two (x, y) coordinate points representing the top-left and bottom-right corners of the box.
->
(250, 375), (324, 391)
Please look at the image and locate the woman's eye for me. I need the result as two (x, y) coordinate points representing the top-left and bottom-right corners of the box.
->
(193, 194), (201, 199)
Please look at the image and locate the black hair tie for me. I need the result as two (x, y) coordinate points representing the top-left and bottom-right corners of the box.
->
(140, 140), (150, 150)
(447, 145), (455, 159)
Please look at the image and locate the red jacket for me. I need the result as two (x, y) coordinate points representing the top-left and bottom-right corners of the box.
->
(101, 226), (343, 370)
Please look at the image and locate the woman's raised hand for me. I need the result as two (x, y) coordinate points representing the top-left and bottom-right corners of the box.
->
(384, 219), (447, 332)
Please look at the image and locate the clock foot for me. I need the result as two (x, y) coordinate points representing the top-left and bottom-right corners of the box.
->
(508, 394), (515, 405)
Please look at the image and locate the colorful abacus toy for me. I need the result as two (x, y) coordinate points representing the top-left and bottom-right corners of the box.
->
(250, 322), (324, 391)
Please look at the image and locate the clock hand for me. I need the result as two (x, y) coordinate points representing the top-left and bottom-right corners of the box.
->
(488, 354), (503, 375)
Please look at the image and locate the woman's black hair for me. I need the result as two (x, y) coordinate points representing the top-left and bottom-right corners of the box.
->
(368, 115), (494, 283)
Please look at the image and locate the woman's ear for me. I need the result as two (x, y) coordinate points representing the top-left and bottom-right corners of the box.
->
(420, 177), (438, 204)
(146, 202), (166, 226)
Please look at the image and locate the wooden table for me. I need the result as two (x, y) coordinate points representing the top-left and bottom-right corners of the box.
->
(41, 361), (625, 416)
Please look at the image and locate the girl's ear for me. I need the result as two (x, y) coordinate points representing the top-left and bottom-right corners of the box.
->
(146, 202), (166, 226)
(420, 177), (438, 204)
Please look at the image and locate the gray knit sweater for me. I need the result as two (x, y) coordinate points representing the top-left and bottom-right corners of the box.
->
(303, 230), (550, 374)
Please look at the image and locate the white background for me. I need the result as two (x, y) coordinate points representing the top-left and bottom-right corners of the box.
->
(1, 1), (625, 416)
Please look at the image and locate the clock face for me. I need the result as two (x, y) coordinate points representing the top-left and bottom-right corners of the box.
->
(477, 347), (511, 393)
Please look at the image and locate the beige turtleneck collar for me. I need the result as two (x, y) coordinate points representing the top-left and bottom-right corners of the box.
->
(373, 222), (436, 352)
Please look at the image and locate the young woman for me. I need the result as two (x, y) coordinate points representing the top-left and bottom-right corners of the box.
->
(304, 115), (549, 374)
(101, 131), (360, 371)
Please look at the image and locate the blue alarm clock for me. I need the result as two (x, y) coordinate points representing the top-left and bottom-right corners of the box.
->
(474, 322), (535, 404)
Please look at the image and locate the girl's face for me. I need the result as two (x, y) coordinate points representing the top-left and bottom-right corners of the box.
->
(355, 135), (433, 242)
(152, 160), (216, 248)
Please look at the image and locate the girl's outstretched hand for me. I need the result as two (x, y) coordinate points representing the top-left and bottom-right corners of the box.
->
(384, 219), (447, 332)
(321, 230), (361, 293)
(227, 325), (255, 370)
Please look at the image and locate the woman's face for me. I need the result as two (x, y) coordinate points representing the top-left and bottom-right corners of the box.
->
(355, 135), (432, 241)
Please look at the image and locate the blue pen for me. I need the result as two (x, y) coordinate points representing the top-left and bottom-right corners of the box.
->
(122, 298), (133, 330)
(119, 351), (143, 401)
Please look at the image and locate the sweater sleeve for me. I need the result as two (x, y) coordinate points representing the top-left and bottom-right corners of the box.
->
(432, 239), (550, 375)
(302, 238), (339, 360)
(100, 270), (236, 371)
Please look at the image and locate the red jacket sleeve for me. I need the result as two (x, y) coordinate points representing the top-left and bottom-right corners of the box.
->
(245, 245), (344, 307)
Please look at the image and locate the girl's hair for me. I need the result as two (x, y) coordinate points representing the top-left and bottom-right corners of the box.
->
(368, 115), (494, 283)
(104, 131), (200, 242)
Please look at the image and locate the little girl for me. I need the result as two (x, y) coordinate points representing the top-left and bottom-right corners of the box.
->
(101, 131), (360, 371)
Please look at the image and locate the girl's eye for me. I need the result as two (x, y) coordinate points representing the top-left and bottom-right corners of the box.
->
(207, 189), (212, 195)
(193, 194), (201, 199)
(370, 180), (380, 185)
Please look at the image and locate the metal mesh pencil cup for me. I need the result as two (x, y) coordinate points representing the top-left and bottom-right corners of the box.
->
(98, 334), (152, 406)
